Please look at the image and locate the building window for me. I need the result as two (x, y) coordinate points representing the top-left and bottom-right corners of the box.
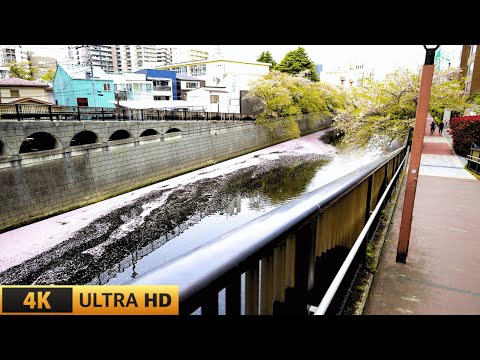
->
(468, 62), (475, 76)
(103, 83), (111, 91)
(171, 66), (187, 74)
(77, 97), (89, 106)
(185, 81), (199, 89)
(210, 95), (219, 103)
(10, 89), (20, 97)
(470, 45), (477, 56)
(191, 64), (206, 76)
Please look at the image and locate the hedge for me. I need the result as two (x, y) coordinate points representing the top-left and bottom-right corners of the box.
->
(449, 116), (480, 156)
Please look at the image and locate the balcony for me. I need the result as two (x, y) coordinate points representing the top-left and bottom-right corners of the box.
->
(153, 86), (171, 91)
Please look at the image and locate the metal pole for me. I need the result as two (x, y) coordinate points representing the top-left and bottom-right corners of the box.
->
(15, 104), (21, 121)
(87, 45), (97, 109)
(396, 49), (436, 263)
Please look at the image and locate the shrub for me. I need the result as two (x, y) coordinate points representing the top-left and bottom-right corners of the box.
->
(450, 116), (480, 156)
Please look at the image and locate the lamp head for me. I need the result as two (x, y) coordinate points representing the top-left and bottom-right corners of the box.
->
(423, 45), (440, 65)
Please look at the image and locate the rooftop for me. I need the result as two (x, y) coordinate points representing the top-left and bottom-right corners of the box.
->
(0, 78), (48, 88)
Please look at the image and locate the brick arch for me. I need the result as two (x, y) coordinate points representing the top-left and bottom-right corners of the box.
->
(70, 130), (102, 146)
(108, 129), (132, 141)
(140, 129), (159, 137)
(19, 132), (63, 154)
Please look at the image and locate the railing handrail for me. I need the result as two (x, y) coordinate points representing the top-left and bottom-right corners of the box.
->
(313, 149), (407, 314)
(127, 146), (406, 310)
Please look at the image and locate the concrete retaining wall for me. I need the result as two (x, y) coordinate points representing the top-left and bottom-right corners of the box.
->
(0, 115), (331, 231)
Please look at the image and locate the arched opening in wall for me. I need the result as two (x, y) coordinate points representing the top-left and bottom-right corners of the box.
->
(0, 139), (11, 156)
(70, 131), (100, 146)
(19, 132), (62, 154)
(165, 128), (182, 141)
(140, 129), (158, 137)
(108, 130), (131, 141)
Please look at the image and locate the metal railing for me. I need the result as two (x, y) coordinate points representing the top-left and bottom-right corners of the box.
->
(467, 143), (480, 175)
(127, 144), (408, 315)
(0, 104), (259, 122)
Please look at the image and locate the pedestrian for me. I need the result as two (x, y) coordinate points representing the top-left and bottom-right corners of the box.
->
(438, 121), (444, 134)
(430, 120), (436, 135)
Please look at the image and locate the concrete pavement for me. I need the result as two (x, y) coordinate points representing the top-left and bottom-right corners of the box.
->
(363, 115), (480, 315)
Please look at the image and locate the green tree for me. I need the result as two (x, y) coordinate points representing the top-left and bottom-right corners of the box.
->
(276, 47), (319, 82)
(245, 71), (346, 138)
(40, 68), (56, 83)
(8, 61), (38, 81)
(334, 67), (468, 150)
(257, 51), (277, 70)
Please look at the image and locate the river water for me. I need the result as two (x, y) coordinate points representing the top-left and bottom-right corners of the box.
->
(0, 130), (382, 287)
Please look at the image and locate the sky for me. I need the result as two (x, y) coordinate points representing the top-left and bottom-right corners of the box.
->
(21, 45), (462, 80)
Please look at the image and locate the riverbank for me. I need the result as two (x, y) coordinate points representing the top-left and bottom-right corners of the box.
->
(0, 130), (340, 284)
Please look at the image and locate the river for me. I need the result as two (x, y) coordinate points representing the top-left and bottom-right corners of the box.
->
(0, 129), (382, 286)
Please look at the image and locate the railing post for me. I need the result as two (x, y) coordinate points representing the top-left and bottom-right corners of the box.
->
(15, 104), (21, 121)
(77, 106), (81, 121)
(122, 108), (125, 121)
(284, 219), (317, 314)
(49, 105), (53, 121)
(157, 110), (160, 121)
(101, 107), (105, 121)
(364, 175), (373, 242)
(141, 109), (144, 121)
(226, 276), (241, 316)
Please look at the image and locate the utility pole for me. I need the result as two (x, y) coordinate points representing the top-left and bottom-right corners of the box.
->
(87, 45), (97, 108)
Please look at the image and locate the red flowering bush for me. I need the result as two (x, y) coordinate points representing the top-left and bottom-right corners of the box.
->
(449, 116), (480, 156)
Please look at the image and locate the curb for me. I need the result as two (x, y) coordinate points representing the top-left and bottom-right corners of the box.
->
(349, 164), (408, 315)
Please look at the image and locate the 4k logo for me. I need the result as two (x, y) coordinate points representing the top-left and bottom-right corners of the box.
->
(1, 287), (72, 313)
(23, 291), (51, 310)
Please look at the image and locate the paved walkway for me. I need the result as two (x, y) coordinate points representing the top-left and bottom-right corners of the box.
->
(364, 115), (480, 315)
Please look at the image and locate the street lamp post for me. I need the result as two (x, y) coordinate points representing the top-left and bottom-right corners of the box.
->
(396, 45), (440, 263)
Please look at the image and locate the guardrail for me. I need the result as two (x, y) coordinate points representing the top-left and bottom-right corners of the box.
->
(0, 104), (259, 122)
(127, 143), (408, 315)
(467, 143), (480, 175)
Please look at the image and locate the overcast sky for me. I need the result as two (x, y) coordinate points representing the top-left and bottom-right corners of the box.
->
(21, 45), (462, 80)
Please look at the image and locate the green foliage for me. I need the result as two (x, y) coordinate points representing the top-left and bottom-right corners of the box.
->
(334, 67), (468, 150)
(449, 116), (480, 156)
(8, 61), (38, 80)
(276, 47), (319, 82)
(246, 71), (347, 139)
(40, 69), (56, 83)
(257, 51), (277, 70)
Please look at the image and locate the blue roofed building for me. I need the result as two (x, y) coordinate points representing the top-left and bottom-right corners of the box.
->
(135, 69), (177, 100)
(53, 64), (115, 108)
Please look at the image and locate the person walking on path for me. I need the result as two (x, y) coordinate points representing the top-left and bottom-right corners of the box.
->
(438, 121), (444, 134)
(430, 120), (436, 135)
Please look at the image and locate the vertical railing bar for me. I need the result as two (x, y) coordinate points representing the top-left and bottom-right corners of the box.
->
(260, 253), (274, 315)
(202, 291), (219, 315)
(226, 276), (241, 316)
(245, 262), (259, 315)
(273, 244), (286, 304)
(285, 235), (296, 288)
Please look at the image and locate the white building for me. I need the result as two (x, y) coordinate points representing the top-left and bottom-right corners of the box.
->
(68, 45), (115, 73)
(104, 72), (154, 102)
(157, 58), (270, 113)
(171, 48), (209, 64)
(115, 45), (165, 73)
(157, 47), (172, 65)
(186, 87), (229, 112)
(321, 63), (374, 88)
(0, 45), (29, 79)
